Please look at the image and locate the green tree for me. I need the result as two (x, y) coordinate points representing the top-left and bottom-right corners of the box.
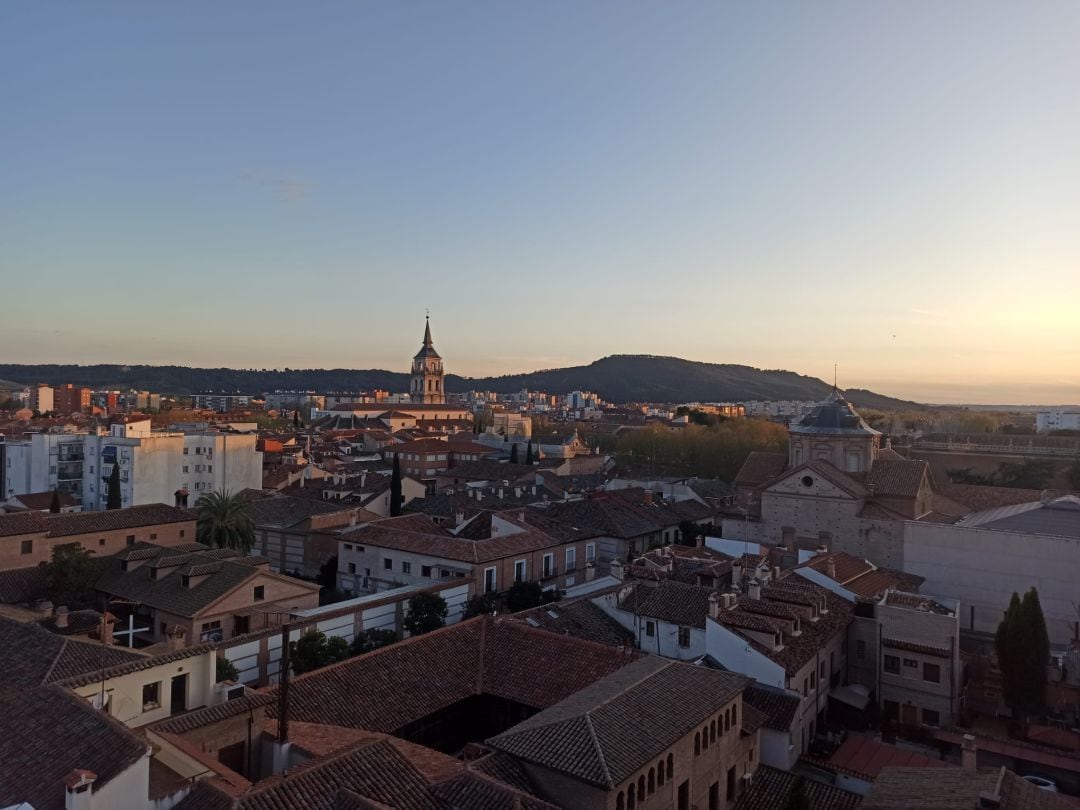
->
(196, 489), (256, 553)
(784, 777), (812, 810)
(404, 592), (447, 636)
(1067, 458), (1080, 491)
(509, 443), (519, 464)
(216, 657), (240, 683)
(997, 459), (1054, 490)
(317, 555), (338, 590)
(349, 628), (398, 655)
(525, 440), (534, 465)
(290, 630), (350, 675)
(105, 458), (122, 510)
(390, 454), (403, 517)
(44, 543), (98, 609)
(49, 489), (61, 514)
(462, 593), (497, 619)
(995, 588), (1050, 732)
(505, 580), (544, 612)
(293, 410), (300, 428)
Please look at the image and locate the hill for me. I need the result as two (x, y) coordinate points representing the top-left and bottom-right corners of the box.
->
(0, 356), (925, 409)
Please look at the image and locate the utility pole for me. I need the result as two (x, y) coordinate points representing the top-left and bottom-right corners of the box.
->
(277, 621), (291, 745)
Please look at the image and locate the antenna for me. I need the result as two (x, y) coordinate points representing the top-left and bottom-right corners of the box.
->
(833, 364), (838, 393)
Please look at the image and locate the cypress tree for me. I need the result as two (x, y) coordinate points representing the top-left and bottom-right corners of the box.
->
(525, 440), (533, 465)
(105, 458), (122, 510)
(390, 454), (403, 517)
(996, 589), (1049, 731)
(509, 443), (519, 464)
(293, 409), (300, 428)
(49, 489), (61, 514)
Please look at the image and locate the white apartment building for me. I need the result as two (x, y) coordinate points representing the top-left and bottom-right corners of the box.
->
(81, 420), (262, 510)
(1036, 409), (1080, 433)
(0, 430), (87, 501)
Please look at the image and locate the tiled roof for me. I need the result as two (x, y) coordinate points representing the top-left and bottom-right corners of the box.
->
(267, 617), (636, 735)
(510, 598), (634, 648)
(618, 580), (715, 628)
(0, 503), (195, 538)
(539, 489), (709, 540)
(828, 734), (952, 779)
(0, 616), (145, 686)
(244, 494), (359, 529)
(153, 692), (275, 734)
(882, 637), (952, 658)
(734, 452), (788, 488)
(489, 657), (749, 788)
(937, 483), (1045, 513)
(866, 459), (929, 498)
(733, 765), (862, 810)
(9, 490), (78, 511)
(436, 460), (537, 484)
(861, 766), (999, 809)
(429, 772), (559, 809)
(744, 685), (801, 732)
(97, 545), (318, 618)
(0, 564), (49, 603)
(0, 684), (148, 810)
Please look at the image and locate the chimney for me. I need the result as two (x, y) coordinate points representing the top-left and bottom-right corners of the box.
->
(454, 510), (465, 527)
(731, 560), (743, 590)
(961, 734), (977, 771)
(101, 612), (116, 646)
(747, 579), (762, 601)
(773, 565), (781, 581)
(166, 624), (186, 652)
(827, 558), (837, 581)
(695, 533), (704, 548)
(643, 490), (653, 505)
(709, 593), (721, 619)
(610, 559), (625, 581)
(64, 769), (96, 810)
(54, 605), (69, 629)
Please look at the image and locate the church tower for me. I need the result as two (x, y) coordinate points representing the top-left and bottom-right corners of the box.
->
(410, 316), (445, 404)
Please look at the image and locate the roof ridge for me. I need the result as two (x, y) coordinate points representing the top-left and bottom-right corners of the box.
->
(583, 712), (614, 789)
(40, 635), (69, 685)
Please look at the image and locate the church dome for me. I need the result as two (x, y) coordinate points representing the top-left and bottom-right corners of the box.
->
(791, 390), (881, 436)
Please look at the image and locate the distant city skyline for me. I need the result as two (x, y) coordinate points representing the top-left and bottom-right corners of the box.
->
(2, 2), (1078, 406)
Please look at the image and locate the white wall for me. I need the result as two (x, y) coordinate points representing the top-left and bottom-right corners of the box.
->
(88, 753), (151, 810)
(792, 567), (858, 602)
(705, 536), (762, 558)
(705, 618), (787, 689)
(759, 727), (796, 771)
(904, 521), (1080, 645)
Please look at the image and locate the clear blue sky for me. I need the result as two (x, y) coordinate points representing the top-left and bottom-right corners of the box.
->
(2, 2), (1078, 403)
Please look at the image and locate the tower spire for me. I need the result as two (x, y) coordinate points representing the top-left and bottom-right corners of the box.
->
(423, 313), (432, 347)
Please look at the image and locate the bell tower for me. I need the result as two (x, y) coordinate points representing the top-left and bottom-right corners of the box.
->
(410, 315), (445, 404)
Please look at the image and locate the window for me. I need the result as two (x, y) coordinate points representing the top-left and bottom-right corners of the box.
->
(401, 561), (412, 574)
(99, 538), (106, 546)
(884, 655), (901, 674)
(542, 553), (554, 577)
(20, 540), (32, 555)
(658, 759), (666, 786)
(183, 447), (189, 455)
(856, 639), (866, 659)
(234, 615), (250, 635)
(180, 530), (185, 538)
(803, 677), (809, 696)
(348, 562), (356, 574)
(903, 658), (918, 669)
(678, 626), (691, 648)
(126, 535), (136, 545)
(726, 766), (736, 800)
(922, 708), (940, 726)
(749, 747), (754, 763)
(702, 724), (709, 749)
(638, 776), (645, 799)
(200, 620), (222, 642)
(923, 663), (941, 683)
(514, 560), (526, 582)
(484, 567), (497, 594)
(183, 466), (189, 473)
(724, 708), (730, 731)
(810, 671), (816, 689)
(666, 754), (673, 780)
(586, 543), (595, 563)
(646, 620), (656, 637)
(648, 768), (655, 794)
(207, 465), (212, 473)
(344, 544), (353, 551)
(709, 782), (719, 810)
(253, 586), (265, 601)
(565, 547), (576, 572)
(421, 565), (432, 578)
(384, 558), (393, 570)
(150, 533), (157, 540)
(694, 732), (700, 755)
(142, 681), (161, 711)
(710, 720), (716, 744)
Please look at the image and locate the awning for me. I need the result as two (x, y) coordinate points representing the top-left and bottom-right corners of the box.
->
(830, 684), (871, 710)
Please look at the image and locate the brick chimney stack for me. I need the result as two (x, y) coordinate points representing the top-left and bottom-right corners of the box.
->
(54, 605), (69, 630)
(64, 769), (96, 810)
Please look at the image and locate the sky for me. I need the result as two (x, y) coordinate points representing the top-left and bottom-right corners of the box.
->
(2, 2), (1079, 404)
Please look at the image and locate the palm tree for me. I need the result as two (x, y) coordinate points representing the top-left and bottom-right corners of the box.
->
(196, 489), (255, 553)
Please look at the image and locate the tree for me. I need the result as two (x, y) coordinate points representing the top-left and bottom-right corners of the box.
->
(997, 459), (1054, 490)
(49, 490), (61, 514)
(996, 588), (1050, 732)
(317, 555), (338, 591)
(349, 628), (398, 655)
(404, 592), (447, 636)
(462, 593), (497, 619)
(509, 443), (519, 464)
(216, 657), (240, 683)
(390, 454), (403, 517)
(105, 458), (122, 510)
(784, 777), (811, 810)
(290, 630), (350, 675)
(196, 489), (256, 553)
(293, 410), (300, 428)
(505, 580), (544, 612)
(525, 440), (533, 465)
(1067, 458), (1080, 491)
(44, 543), (98, 609)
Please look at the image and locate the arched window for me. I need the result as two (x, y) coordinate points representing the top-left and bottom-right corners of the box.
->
(648, 768), (655, 794)
(732, 705), (738, 727)
(617, 793), (624, 810)
(694, 732), (700, 755)
(718, 714), (724, 736)
(666, 753), (673, 780)
(657, 760), (666, 786)
(627, 785), (636, 810)
(702, 725), (709, 749)
(724, 708), (730, 731)
(638, 775), (645, 797)
(710, 719), (717, 744)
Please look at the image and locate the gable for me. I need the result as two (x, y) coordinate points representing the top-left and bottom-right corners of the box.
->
(764, 464), (864, 501)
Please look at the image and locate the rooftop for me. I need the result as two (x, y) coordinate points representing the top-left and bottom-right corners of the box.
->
(0, 502), (195, 538)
